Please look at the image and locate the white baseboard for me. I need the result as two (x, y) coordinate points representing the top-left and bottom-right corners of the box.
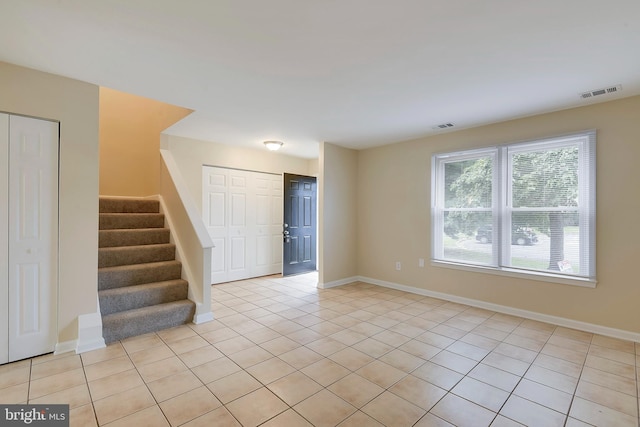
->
(54, 340), (77, 355)
(56, 338), (105, 355)
(76, 337), (106, 354)
(193, 310), (214, 324)
(56, 308), (106, 355)
(76, 311), (106, 354)
(318, 276), (360, 289)
(357, 276), (640, 343)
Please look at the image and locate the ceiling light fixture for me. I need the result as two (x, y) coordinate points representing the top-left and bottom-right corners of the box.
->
(264, 140), (283, 151)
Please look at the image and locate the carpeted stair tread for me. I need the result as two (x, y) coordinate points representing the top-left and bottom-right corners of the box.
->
(102, 300), (195, 343)
(99, 228), (170, 248)
(98, 243), (176, 268)
(100, 198), (160, 213)
(99, 213), (165, 230)
(98, 260), (182, 290)
(99, 279), (188, 316)
(97, 196), (194, 343)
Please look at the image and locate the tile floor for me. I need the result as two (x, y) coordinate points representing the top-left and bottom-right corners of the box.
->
(1, 272), (639, 426)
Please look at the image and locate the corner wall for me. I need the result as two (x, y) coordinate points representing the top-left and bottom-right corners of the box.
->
(99, 88), (192, 196)
(318, 142), (358, 286)
(0, 61), (99, 344)
(357, 95), (640, 334)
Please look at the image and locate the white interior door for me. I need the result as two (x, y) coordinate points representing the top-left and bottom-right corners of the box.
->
(227, 170), (250, 281)
(203, 167), (229, 284)
(253, 173), (283, 277)
(7, 115), (58, 362)
(270, 177), (284, 272)
(0, 114), (9, 365)
(203, 166), (282, 284)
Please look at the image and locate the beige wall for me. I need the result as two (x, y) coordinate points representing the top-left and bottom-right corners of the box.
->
(357, 95), (640, 333)
(0, 61), (99, 343)
(307, 156), (320, 177)
(163, 135), (314, 212)
(319, 142), (359, 285)
(99, 88), (192, 196)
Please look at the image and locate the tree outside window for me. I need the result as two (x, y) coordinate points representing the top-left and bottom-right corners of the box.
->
(432, 132), (595, 282)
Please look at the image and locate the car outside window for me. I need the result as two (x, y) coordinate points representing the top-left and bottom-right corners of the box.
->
(432, 131), (595, 283)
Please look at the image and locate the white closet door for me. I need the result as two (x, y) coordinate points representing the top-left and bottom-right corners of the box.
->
(270, 177), (283, 272)
(203, 166), (282, 284)
(203, 167), (229, 284)
(0, 114), (9, 365)
(8, 115), (58, 362)
(253, 172), (283, 277)
(227, 170), (250, 281)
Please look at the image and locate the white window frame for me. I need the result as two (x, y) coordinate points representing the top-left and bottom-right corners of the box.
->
(431, 131), (596, 287)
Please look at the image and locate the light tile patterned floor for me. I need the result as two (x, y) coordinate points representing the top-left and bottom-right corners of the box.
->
(1, 272), (639, 426)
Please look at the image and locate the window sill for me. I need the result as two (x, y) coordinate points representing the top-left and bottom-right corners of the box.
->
(431, 260), (596, 288)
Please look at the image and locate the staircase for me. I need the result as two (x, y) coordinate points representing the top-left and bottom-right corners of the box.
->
(98, 197), (195, 343)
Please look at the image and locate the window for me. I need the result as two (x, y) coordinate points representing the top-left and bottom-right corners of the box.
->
(432, 131), (595, 284)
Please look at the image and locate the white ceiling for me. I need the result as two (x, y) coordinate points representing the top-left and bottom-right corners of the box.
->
(2, 1), (639, 158)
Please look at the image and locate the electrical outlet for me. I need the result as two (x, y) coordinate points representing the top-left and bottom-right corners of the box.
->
(418, 258), (425, 267)
(395, 261), (401, 271)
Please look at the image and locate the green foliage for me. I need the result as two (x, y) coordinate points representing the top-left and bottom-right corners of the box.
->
(443, 157), (492, 238)
(510, 147), (578, 236)
(445, 158), (492, 209)
(443, 146), (579, 271)
(512, 147), (578, 208)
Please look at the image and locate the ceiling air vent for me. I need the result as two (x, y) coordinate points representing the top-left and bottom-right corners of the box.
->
(432, 123), (455, 130)
(580, 84), (622, 99)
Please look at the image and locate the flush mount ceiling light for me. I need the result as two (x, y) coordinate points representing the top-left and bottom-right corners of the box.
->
(264, 140), (283, 151)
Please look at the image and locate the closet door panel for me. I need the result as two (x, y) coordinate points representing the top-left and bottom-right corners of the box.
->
(0, 113), (8, 365)
(203, 168), (229, 284)
(8, 115), (58, 362)
(254, 185), (271, 272)
(253, 173), (275, 276)
(227, 170), (250, 281)
(271, 177), (283, 268)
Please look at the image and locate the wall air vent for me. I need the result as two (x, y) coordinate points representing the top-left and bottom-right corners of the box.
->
(432, 123), (455, 130)
(580, 84), (622, 99)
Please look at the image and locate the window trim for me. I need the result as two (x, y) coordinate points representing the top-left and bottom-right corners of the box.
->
(431, 259), (597, 288)
(431, 130), (596, 286)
